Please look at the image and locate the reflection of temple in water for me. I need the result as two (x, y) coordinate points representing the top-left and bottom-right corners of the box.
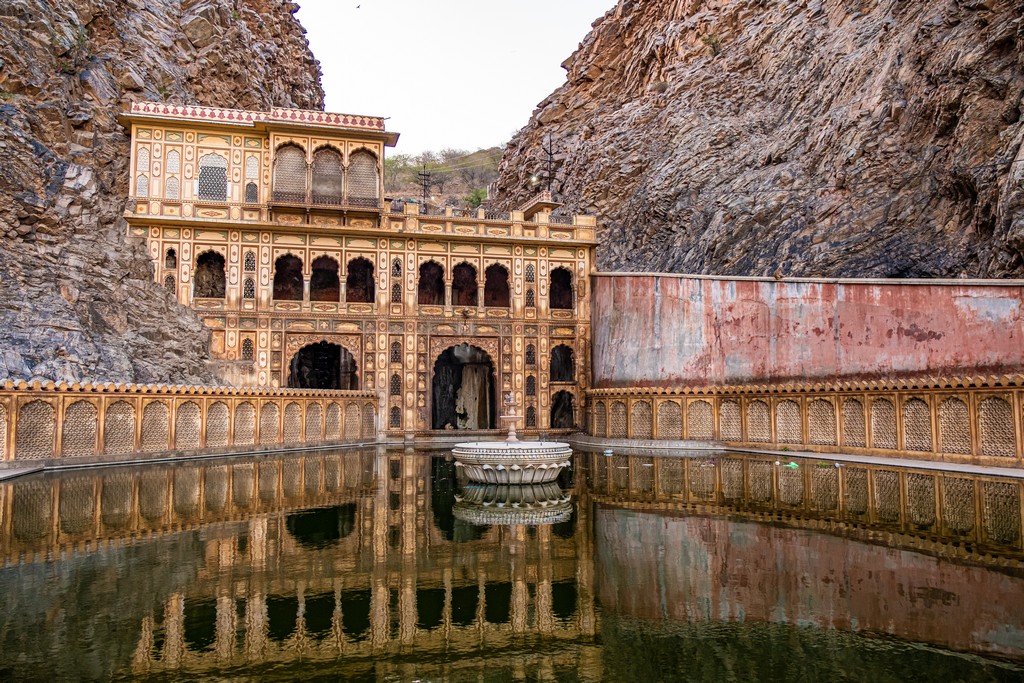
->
(0, 449), (597, 678)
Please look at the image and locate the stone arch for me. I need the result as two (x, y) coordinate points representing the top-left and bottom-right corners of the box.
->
(234, 402), (256, 446)
(842, 398), (866, 447)
(140, 401), (169, 452)
(630, 400), (652, 438)
(62, 400), (97, 457)
(776, 400), (802, 443)
(310, 255), (340, 302)
(687, 400), (713, 440)
(719, 400), (741, 440)
(193, 250), (226, 298)
(594, 401), (607, 436)
(871, 398), (897, 449)
(432, 343), (495, 429)
(273, 253), (303, 300)
(273, 143), (307, 202)
(484, 263), (510, 307)
(175, 401), (201, 450)
(284, 402), (302, 443)
(362, 403), (375, 437)
(979, 396), (1015, 458)
(326, 403), (341, 439)
(451, 262), (478, 306)
(345, 403), (360, 437)
(550, 267), (573, 310)
(903, 398), (933, 452)
(610, 401), (627, 438)
(305, 403), (323, 443)
(103, 401), (135, 455)
(808, 399), (837, 445)
(165, 248), (177, 269)
(348, 148), (379, 203)
(197, 153), (228, 201)
(657, 401), (682, 439)
(288, 341), (358, 390)
(747, 400), (770, 442)
(552, 391), (577, 429)
(550, 344), (575, 382)
(345, 257), (375, 303)
(206, 401), (229, 448)
(259, 403), (280, 445)
(418, 260), (445, 305)
(938, 397), (971, 454)
(312, 146), (343, 204)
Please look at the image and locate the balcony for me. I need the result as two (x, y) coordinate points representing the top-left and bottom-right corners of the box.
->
(270, 190), (382, 212)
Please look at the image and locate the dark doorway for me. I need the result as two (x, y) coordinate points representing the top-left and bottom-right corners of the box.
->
(194, 251), (226, 298)
(550, 267), (573, 310)
(418, 261), (445, 305)
(432, 343), (495, 429)
(484, 264), (510, 307)
(551, 390), (575, 429)
(452, 263), (477, 307)
(346, 257), (375, 303)
(551, 345), (575, 382)
(288, 342), (358, 389)
(310, 256), (340, 302)
(274, 254), (303, 300)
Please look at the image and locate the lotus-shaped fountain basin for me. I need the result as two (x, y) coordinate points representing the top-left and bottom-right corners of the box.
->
(451, 441), (572, 484)
(454, 482), (572, 526)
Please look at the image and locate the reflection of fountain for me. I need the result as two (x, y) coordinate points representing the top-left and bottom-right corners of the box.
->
(454, 483), (573, 526)
(452, 392), (572, 484)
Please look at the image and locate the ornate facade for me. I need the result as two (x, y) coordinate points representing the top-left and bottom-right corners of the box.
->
(121, 103), (596, 440)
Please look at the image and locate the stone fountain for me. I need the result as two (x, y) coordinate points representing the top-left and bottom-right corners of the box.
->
(452, 392), (572, 484)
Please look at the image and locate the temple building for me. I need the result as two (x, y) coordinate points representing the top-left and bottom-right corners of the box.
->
(120, 102), (596, 440)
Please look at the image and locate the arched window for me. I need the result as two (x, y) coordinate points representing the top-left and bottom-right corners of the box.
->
(550, 267), (573, 310)
(390, 374), (401, 396)
(526, 375), (536, 397)
(166, 149), (180, 174)
(346, 257), (375, 303)
(245, 182), (258, 203)
(418, 261), (445, 305)
(312, 147), (343, 204)
(391, 258), (402, 278)
(310, 255), (340, 302)
(273, 254), (303, 301)
(525, 288), (535, 308)
(551, 345), (575, 382)
(484, 264), (510, 307)
(135, 175), (149, 198)
(242, 277), (255, 299)
(526, 406), (537, 428)
(525, 263), (535, 283)
(136, 147), (150, 172)
(348, 149), (378, 205)
(389, 406), (401, 429)
(165, 248), (177, 269)
(525, 344), (536, 366)
(391, 282), (402, 303)
(164, 275), (175, 295)
(194, 251), (226, 298)
(241, 338), (255, 361)
(164, 176), (179, 200)
(197, 154), (228, 201)
(245, 154), (258, 179)
(452, 262), (477, 307)
(243, 251), (256, 272)
(390, 341), (402, 364)
(273, 144), (306, 203)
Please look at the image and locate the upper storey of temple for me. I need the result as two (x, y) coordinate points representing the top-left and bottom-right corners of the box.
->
(120, 102), (596, 245)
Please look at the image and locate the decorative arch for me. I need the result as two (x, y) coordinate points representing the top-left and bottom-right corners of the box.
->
(259, 403), (280, 445)
(418, 260), (445, 305)
(166, 149), (180, 174)
(451, 262), (477, 306)
(348, 148), (379, 204)
(312, 146), (343, 204)
(610, 401), (627, 437)
(552, 391), (577, 429)
(310, 255), (340, 302)
(747, 400), (770, 442)
(206, 402), (229, 448)
(273, 253), (303, 300)
(326, 403), (342, 439)
(197, 153), (228, 201)
(345, 257), (375, 303)
(871, 398), (897, 449)
(550, 345), (575, 382)
(288, 340), (359, 390)
(431, 343), (495, 430)
(140, 401), (169, 452)
(361, 404), (375, 437)
(194, 250), (226, 298)
(62, 400), (97, 457)
(175, 401), (201, 450)
(165, 176), (179, 200)
(630, 400), (651, 438)
(103, 401), (135, 455)
(234, 402), (256, 445)
(594, 401), (608, 436)
(808, 399), (837, 445)
(550, 267), (573, 310)
(283, 403), (302, 443)
(273, 143), (307, 203)
(903, 398), (932, 452)
(135, 175), (149, 198)
(720, 400), (741, 440)
(306, 403), (323, 443)
(979, 396), (1015, 457)
(657, 401), (682, 439)
(345, 403), (360, 437)
(687, 400), (713, 440)
(165, 248), (177, 269)
(390, 340), (402, 364)
(842, 398), (866, 447)
(484, 263), (510, 307)
(776, 400), (802, 443)
(938, 397), (971, 454)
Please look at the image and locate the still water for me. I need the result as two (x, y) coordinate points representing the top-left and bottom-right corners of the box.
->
(1, 448), (1023, 681)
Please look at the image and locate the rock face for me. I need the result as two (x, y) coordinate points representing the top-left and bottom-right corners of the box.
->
(0, 0), (322, 384)
(494, 0), (1024, 278)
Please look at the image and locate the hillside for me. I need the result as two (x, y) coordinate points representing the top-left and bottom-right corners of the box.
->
(492, 0), (1024, 278)
(0, 0), (322, 383)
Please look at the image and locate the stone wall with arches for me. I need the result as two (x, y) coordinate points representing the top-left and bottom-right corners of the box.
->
(0, 381), (378, 464)
(586, 374), (1024, 468)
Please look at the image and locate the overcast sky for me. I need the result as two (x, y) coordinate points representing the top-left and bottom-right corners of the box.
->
(295, 0), (614, 156)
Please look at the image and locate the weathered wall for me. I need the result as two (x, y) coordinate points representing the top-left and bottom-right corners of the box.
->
(592, 273), (1024, 387)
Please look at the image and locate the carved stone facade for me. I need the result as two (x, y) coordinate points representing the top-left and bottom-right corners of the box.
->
(121, 104), (596, 438)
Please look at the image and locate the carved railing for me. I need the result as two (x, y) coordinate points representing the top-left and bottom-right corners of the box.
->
(0, 381), (378, 464)
(586, 375), (1024, 467)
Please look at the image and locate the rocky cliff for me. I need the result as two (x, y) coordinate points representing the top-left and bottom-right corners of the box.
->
(494, 0), (1024, 278)
(0, 0), (322, 384)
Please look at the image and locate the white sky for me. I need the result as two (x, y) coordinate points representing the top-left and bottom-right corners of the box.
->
(295, 0), (614, 156)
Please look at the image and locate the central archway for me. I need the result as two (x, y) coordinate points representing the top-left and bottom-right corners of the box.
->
(432, 343), (496, 430)
(287, 341), (358, 389)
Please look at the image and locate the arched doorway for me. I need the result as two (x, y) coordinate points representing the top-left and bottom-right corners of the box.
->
(432, 343), (495, 430)
(288, 341), (358, 389)
(551, 390), (576, 429)
(194, 251), (226, 298)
